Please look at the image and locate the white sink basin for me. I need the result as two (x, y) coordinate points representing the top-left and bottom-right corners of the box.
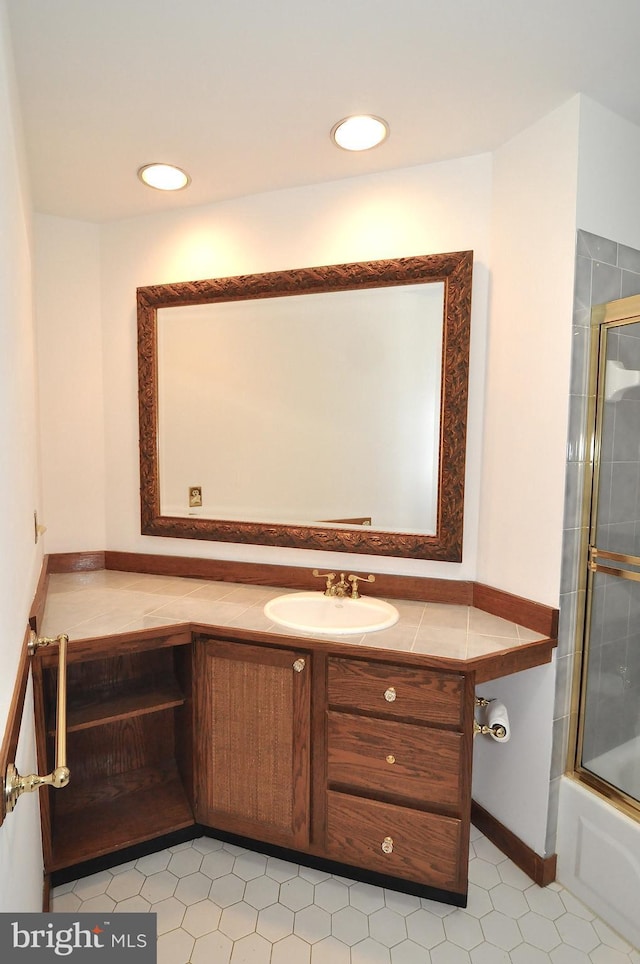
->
(264, 591), (399, 636)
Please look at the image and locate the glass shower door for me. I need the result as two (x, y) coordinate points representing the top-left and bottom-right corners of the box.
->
(578, 306), (640, 807)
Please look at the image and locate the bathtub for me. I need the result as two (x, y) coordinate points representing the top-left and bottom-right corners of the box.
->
(584, 735), (640, 802)
(557, 772), (640, 949)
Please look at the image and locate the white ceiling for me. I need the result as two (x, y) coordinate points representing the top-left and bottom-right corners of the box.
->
(6, 0), (640, 223)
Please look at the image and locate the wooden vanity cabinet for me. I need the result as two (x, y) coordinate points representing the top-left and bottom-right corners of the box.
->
(193, 642), (475, 902)
(37, 626), (476, 904)
(194, 636), (311, 851)
(34, 629), (194, 874)
(325, 655), (474, 901)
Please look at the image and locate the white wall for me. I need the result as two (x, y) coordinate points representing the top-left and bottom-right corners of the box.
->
(472, 98), (580, 856)
(577, 96), (640, 248)
(0, 0), (45, 911)
(477, 97), (579, 606)
(36, 154), (493, 579)
(35, 215), (105, 552)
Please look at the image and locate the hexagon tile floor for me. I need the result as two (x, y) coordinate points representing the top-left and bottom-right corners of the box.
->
(51, 826), (639, 963)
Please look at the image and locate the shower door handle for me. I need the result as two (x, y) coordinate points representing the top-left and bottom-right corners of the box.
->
(588, 546), (640, 582)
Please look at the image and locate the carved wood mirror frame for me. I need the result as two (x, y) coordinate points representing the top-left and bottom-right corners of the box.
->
(137, 250), (472, 560)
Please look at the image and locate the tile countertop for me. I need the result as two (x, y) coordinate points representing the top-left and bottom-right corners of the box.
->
(41, 570), (551, 673)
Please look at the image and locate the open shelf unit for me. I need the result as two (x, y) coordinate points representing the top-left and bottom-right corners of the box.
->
(37, 634), (195, 872)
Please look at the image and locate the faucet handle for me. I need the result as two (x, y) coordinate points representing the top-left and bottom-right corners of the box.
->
(347, 573), (375, 599)
(312, 569), (336, 595)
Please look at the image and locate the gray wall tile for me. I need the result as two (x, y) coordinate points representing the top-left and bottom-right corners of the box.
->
(620, 270), (640, 299)
(576, 231), (618, 265)
(592, 261), (622, 305)
(618, 244), (640, 273)
(573, 256), (593, 313)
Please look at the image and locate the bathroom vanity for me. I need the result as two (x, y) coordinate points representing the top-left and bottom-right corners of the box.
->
(33, 565), (556, 907)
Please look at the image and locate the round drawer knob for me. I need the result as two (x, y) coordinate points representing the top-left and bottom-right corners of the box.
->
(381, 836), (394, 854)
(385, 754), (396, 765)
(293, 658), (306, 673)
(384, 686), (396, 702)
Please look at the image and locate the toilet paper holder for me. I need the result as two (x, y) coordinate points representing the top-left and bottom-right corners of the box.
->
(473, 696), (509, 740)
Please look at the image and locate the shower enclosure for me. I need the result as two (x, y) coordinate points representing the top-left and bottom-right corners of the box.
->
(576, 294), (640, 812)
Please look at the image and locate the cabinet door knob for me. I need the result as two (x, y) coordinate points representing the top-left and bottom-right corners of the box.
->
(385, 754), (396, 765)
(384, 686), (396, 702)
(381, 836), (394, 854)
(293, 658), (306, 673)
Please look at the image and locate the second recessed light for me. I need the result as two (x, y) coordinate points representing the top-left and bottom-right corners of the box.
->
(138, 163), (191, 191)
(331, 115), (389, 152)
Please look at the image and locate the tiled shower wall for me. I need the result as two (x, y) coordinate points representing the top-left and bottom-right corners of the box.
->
(547, 230), (640, 853)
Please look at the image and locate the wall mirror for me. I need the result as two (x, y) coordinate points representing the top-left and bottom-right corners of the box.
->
(137, 250), (473, 560)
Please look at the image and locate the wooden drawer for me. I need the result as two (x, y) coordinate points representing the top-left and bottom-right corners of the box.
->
(327, 711), (463, 810)
(327, 657), (464, 726)
(326, 790), (464, 892)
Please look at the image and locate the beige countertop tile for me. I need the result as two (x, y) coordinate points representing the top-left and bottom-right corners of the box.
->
(42, 570), (549, 665)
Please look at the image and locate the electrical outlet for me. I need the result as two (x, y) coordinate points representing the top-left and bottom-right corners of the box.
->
(188, 486), (203, 508)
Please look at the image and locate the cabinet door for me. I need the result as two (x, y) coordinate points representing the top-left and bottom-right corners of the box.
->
(195, 638), (311, 849)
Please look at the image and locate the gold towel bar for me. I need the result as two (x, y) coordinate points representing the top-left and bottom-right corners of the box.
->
(4, 632), (70, 814)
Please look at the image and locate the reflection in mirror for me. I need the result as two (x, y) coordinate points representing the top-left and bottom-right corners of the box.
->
(158, 283), (444, 532)
(138, 251), (473, 560)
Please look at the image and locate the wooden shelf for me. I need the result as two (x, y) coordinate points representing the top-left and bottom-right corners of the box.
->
(36, 635), (195, 877)
(51, 770), (194, 871)
(51, 678), (186, 734)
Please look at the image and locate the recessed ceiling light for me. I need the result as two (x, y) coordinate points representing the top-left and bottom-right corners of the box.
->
(331, 115), (389, 152)
(137, 163), (191, 191)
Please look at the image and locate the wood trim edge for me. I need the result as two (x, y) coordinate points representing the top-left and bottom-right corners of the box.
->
(471, 799), (557, 887)
(47, 551), (106, 574)
(0, 626), (32, 827)
(43, 875), (51, 913)
(30, 556), (51, 633)
(103, 551), (474, 605)
(469, 637), (556, 684)
(473, 583), (558, 639)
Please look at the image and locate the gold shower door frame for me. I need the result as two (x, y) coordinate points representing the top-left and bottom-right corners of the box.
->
(572, 294), (640, 819)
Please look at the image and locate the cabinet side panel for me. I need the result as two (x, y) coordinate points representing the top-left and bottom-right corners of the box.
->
(33, 658), (53, 868)
(174, 644), (194, 807)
